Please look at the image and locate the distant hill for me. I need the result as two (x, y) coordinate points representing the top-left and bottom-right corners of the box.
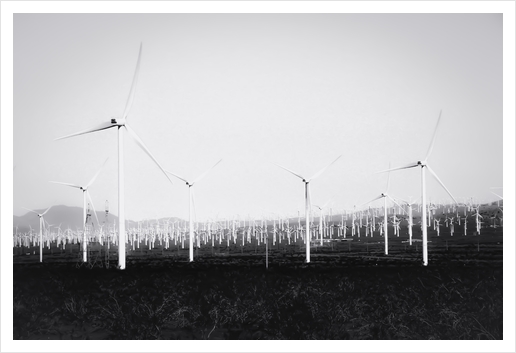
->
(13, 205), (185, 234)
(13, 201), (502, 234)
(13, 205), (119, 233)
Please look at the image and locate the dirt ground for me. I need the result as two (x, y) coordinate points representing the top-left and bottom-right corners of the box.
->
(13, 228), (503, 340)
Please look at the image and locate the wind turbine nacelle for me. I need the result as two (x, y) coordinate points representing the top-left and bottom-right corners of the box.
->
(111, 118), (126, 126)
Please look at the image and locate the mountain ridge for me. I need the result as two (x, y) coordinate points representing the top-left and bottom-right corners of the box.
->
(13, 205), (184, 233)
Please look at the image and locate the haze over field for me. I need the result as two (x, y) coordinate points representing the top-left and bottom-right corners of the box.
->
(10, 12), (505, 222)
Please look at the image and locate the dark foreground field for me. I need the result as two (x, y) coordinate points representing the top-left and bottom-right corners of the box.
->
(13, 232), (503, 340)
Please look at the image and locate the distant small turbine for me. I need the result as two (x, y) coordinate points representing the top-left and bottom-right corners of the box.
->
(166, 159), (222, 262)
(397, 197), (417, 245)
(50, 158), (107, 262)
(22, 206), (52, 263)
(275, 155), (342, 263)
(313, 200), (331, 246)
(360, 163), (405, 255)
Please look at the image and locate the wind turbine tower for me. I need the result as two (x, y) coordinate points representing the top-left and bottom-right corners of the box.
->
(22, 206), (52, 263)
(275, 155), (341, 263)
(55, 44), (173, 270)
(378, 111), (458, 266)
(166, 160), (222, 262)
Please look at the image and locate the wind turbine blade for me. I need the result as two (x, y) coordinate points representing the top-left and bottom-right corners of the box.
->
(426, 164), (458, 205)
(424, 110), (442, 161)
(165, 170), (189, 184)
(397, 197), (410, 205)
(49, 181), (82, 189)
(192, 159), (223, 185)
(387, 196), (408, 215)
(375, 162), (419, 174)
(274, 163), (305, 181)
(54, 122), (115, 141)
(41, 205), (53, 216)
(386, 162), (391, 193)
(124, 124), (174, 185)
(321, 199), (332, 209)
(86, 157), (109, 188)
(87, 191), (100, 227)
(22, 207), (38, 215)
(123, 43), (142, 120)
(358, 195), (383, 209)
(491, 191), (503, 200)
(309, 155), (342, 181)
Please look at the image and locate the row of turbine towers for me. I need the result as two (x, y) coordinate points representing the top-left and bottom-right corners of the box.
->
(49, 43), (464, 269)
(19, 193), (500, 267)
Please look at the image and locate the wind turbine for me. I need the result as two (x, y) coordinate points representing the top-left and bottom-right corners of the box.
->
(376, 111), (458, 266)
(166, 159), (222, 262)
(274, 155), (342, 263)
(55, 44), (173, 270)
(359, 163), (405, 255)
(50, 158), (106, 262)
(313, 200), (332, 246)
(21, 206), (52, 263)
(397, 196), (418, 245)
(471, 204), (483, 234)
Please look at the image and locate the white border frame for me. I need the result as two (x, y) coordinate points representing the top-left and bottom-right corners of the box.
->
(2, 2), (514, 352)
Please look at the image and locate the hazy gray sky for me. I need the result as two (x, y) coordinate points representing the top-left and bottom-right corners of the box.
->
(12, 13), (504, 221)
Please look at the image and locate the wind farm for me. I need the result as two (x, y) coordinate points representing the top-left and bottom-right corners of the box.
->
(8, 11), (509, 344)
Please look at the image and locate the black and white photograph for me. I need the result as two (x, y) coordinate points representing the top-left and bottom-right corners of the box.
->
(2, 1), (514, 351)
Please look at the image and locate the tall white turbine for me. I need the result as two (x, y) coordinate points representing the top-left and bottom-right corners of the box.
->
(377, 111), (458, 266)
(49, 158), (107, 262)
(22, 206), (52, 263)
(166, 159), (222, 262)
(55, 44), (173, 270)
(275, 155), (342, 263)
